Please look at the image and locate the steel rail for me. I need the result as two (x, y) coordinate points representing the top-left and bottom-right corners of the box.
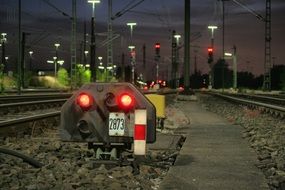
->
(0, 93), (72, 103)
(0, 99), (67, 109)
(0, 111), (60, 128)
(233, 93), (285, 105)
(212, 93), (285, 113)
(0, 90), (178, 128)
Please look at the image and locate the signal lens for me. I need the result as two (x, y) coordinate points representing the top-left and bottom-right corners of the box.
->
(77, 93), (94, 110)
(117, 93), (134, 110)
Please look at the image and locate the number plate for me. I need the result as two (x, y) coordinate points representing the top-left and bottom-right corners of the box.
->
(109, 112), (125, 136)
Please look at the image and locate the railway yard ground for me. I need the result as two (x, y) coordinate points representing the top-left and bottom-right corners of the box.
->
(0, 92), (285, 189)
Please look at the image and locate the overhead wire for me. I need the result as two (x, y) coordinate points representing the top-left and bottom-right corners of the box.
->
(42, 0), (72, 20)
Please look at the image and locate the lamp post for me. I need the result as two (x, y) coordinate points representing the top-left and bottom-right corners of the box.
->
(53, 56), (57, 77)
(127, 22), (137, 84)
(88, 0), (100, 82)
(174, 34), (181, 88)
(28, 51), (33, 72)
(1, 33), (7, 73)
(224, 46), (237, 89)
(54, 43), (60, 71)
(84, 50), (89, 66)
(207, 25), (218, 89)
(126, 23), (137, 41)
(97, 56), (105, 81)
(128, 45), (136, 84)
(4, 57), (8, 74)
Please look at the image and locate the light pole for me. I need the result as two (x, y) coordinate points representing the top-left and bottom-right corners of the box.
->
(53, 56), (57, 77)
(174, 34), (181, 88)
(4, 57), (8, 75)
(54, 43), (60, 72)
(88, 0), (100, 82)
(127, 22), (137, 84)
(128, 45), (136, 84)
(224, 47), (237, 89)
(127, 23), (137, 41)
(84, 50), (89, 66)
(97, 56), (105, 81)
(207, 25), (218, 89)
(1, 33), (7, 73)
(28, 51), (33, 72)
(233, 46), (237, 89)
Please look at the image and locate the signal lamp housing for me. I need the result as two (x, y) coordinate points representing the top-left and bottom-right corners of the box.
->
(117, 93), (135, 111)
(77, 93), (94, 111)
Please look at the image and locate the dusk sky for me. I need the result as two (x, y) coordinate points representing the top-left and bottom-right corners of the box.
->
(0, 0), (285, 80)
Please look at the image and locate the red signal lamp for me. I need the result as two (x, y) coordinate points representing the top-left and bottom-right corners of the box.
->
(155, 43), (160, 49)
(77, 93), (94, 110)
(117, 93), (135, 110)
(208, 47), (213, 52)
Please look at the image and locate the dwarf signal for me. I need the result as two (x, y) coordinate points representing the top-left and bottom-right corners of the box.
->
(60, 82), (156, 160)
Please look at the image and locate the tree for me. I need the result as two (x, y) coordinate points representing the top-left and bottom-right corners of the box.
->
(237, 71), (255, 88)
(189, 71), (207, 89)
(0, 63), (4, 92)
(57, 68), (69, 86)
(213, 59), (232, 88)
(278, 66), (285, 91)
(271, 65), (285, 90)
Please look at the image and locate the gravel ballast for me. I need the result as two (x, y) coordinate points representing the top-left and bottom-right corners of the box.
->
(0, 102), (188, 190)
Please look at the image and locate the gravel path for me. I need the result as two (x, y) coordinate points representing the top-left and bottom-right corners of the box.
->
(198, 93), (285, 190)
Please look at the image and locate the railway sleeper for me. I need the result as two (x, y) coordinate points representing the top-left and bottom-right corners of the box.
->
(87, 142), (141, 174)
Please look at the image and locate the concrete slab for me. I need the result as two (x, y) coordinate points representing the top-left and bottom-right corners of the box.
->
(159, 102), (269, 190)
(148, 133), (182, 150)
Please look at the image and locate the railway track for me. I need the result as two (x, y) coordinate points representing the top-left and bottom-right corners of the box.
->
(0, 91), (185, 189)
(208, 92), (285, 118)
(225, 93), (285, 106)
(0, 99), (66, 128)
(0, 88), (178, 128)
(0, 93), (70, 127)
(0, 93), (72, 104)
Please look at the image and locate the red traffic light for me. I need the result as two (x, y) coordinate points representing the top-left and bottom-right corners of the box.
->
(77, 93), (94, 110)
(155, 43), (160, 49)
(208, 47), (213, 52)
(117, 93), (135, 110)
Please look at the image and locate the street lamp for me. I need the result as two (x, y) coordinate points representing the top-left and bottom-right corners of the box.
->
(54, 43), (60, 75)
(208, 26), (218, 38)
(58, 60), (64, 66)
(127, 22), (137, 84)
(113, 64), (117, 77)
(126, 23), (137, 41)
(88, 0), (100, 17)
(1, 33), (7, 73)
(224, 46), (237, 89)
(174, 34), (181, 44)
(28, 51), (33, 71)
(84, 50), (89, 66)
(54, 43), (60, 60)
(128, 45), (136, 83)
(5, 56), (8, 69)
(88, 0), (100, 82)
(207, 25), (218, 89)
(53, 56), (57, 77)
(174, 34), (181, 88)
(224, 52), (232, 57)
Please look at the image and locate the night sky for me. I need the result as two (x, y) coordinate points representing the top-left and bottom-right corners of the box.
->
(0, 0), (285, 80)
